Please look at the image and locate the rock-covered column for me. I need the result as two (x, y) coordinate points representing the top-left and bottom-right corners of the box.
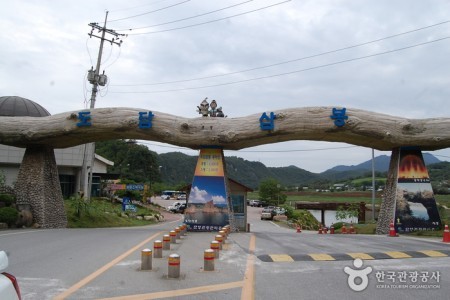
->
(15, 145), (67, 228)
(376, 147), (400, 234)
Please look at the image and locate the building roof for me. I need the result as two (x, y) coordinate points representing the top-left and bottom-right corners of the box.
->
(94, 153), (114, 166)
(0, 96), (51, 117)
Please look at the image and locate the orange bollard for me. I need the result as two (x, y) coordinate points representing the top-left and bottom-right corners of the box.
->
(442, 224), (450, 243)
(323, 226), (328, 234)
(296, 225), (302, 233)
(154, 240), (163, 258)
(168, 254), (180, 278)
(318, 225), (323, 234)
(175, 227), (181, 239)
(204, 249), (215, 271)
(330, 225), (335, 234)
(349, 223), (355, 234)
(389, 221), (398, 237)
(215, 235), (223, 250)
(211, 240), (220, 258)
(341, 224), (347, 234)
(163, 234), (171, 250)
(170, 230), (177, 243)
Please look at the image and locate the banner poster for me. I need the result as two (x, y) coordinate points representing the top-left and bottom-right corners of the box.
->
(184, 148), (229, 231)
(394, 147), (441, 232)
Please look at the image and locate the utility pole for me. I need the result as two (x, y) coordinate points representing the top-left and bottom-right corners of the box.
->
(80, 11), (126, 200)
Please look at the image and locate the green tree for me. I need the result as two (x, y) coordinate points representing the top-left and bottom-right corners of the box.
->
(335, 203), (359, 221)
(258, 178), (286, 205)
(96, 140), (161, 184)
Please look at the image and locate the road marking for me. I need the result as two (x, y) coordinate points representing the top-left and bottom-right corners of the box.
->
(53, 231), (163, 300)
(258, 249), (449, 262)
(241, 234), (256, 300)
(269, 221), (280, 227)
(0, 230), (41, 237)
(97, 281), (244, 300)
(270, 254), (294, 262)
(418, 250), (447, 257)
(348, 253), (374, 260)
(384, 251), (412, 259)
(309, 253), (335, 261)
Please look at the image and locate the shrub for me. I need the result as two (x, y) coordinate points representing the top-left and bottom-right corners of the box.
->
(0, 207), (19, 227)
(0, 194), (15, 207)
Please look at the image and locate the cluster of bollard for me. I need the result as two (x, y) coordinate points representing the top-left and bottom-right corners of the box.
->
(141, 224), (188, 279)
(204, 225), (231, 272)
(140, 224), (233, 278)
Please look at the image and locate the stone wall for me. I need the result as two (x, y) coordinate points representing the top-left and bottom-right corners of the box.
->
(15, 146), (67, 228)
(376, 147), (399, 234)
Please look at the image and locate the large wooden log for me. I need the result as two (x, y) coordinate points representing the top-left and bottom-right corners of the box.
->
(0, 106), (449, 150)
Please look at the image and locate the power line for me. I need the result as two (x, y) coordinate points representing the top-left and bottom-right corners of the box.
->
(116, 0), (254, 31)
(125, 0), (292, 35)
(112, 19), (450, 87)
(109, 0), (191, 23)
(109, 0), (174, 13)
(110, 36), (450, 94)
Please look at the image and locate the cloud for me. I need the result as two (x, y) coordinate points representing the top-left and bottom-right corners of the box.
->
(189, 185), (208, 202)
(211, 195), (226, 204)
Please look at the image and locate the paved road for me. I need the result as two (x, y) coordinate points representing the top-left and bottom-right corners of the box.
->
(1, 203), (449, 299)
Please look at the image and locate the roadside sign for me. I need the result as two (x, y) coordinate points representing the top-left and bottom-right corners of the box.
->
(122, 197), (131, 211)
(126, 184), (144, 191)
(124, 204), (137, 213)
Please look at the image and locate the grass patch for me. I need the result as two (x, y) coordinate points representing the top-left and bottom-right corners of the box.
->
(64, 197), (160, 228)
(354, 223), (377, 234)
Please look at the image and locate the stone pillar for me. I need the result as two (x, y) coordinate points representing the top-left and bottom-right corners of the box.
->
(15, 145), (67, 228)
(376, 147), (399, 234)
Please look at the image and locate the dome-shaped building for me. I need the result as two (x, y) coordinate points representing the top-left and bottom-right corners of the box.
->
(0, 96), (51, 117)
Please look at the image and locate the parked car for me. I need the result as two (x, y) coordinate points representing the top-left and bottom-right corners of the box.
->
(273, 207), (286, 216)
(0, 251), (21, 300)
(177, 194), (187, 200)
(173, 203), (187, 214)
(249, 200), (261, 207)
(167, 201), (186, 212)
(161, 194), (171, 200)
(261, 208), (274, 220)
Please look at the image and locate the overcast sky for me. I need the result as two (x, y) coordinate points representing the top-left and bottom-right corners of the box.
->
(1, 0), (449, 173)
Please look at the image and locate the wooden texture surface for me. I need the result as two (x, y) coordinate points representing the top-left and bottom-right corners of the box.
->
(0, 106), (449, 150)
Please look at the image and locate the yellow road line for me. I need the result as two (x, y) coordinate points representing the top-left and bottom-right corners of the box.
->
(97, 281), (244, 300)
(348, 253), (374, 260)
(241, 234), (256, 300)
(308, 253), (335, 261)
(384, 251), (411, 259)
(269, 254), (294, 262)
(418, 250), (448, 257)
(53, 231), (163, 300)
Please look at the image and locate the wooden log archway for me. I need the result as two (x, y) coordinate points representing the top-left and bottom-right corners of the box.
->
(0, 106), (449, 150)
(2, 105), (449, 229)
